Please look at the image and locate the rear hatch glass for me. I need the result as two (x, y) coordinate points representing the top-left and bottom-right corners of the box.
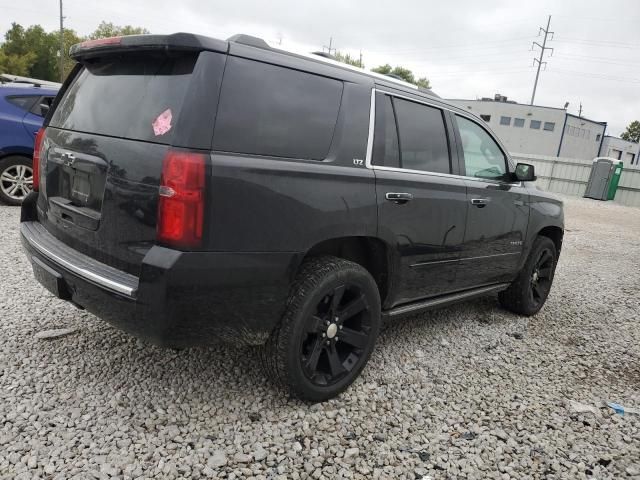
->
(50, 53), (196, 144)
(40, 52), (199, 273)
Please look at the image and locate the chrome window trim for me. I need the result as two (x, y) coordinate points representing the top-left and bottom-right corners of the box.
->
(364, 88), (376, 169)
(364, 88), (522, 186)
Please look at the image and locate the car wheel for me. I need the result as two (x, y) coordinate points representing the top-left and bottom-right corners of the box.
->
(0, 156), (34, 206)
(260, 256), (381, 402)
(499, 236), (557, 316)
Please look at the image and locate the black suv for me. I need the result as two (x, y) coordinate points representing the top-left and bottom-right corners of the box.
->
(21, 33), (563, 401)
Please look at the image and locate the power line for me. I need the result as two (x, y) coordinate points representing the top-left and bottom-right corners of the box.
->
(547, 68), (640, 84)
(554, 54), (640, 69)
(530, 15), (554, 105)
(366, 36), (536, 55)
(552, 38), (637, 49)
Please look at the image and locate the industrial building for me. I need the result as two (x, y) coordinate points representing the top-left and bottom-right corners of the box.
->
(599, 136), (639, 165)
(448, 94), (609, 162)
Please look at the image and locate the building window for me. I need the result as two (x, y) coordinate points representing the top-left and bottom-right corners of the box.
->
(530, 120), (541, 129)
(596, 134), (601, 142)
(480, 114), (491, 122)
(514, 118), (525, 128)
(500, 116), (511, 126)
(543, 122), (555, 132)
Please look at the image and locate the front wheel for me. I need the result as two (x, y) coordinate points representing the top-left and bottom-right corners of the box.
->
(260, 256), (381, 402)
(499, 236), (557, 316)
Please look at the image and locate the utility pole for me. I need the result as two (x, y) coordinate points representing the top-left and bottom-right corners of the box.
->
(59, 0), (64, 83)
(578, 102), (583, 117)
(530, 15), (554, 105)
(323, 37), (336, 56)
(359, 50), (363, 68)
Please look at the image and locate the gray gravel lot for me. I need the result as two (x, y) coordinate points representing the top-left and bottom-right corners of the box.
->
(1, 196), (639, 480)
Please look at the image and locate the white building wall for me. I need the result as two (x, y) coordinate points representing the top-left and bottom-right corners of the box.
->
(448, 100), (565, 156)
(558, 115), (606, 161)
(600, 136), (640, 165)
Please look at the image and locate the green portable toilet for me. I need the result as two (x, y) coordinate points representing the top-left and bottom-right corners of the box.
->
(607, 161), (624, 200)
(584, 158), (623, 201)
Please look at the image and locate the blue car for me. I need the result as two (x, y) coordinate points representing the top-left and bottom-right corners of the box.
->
(0, 85), (58, 204)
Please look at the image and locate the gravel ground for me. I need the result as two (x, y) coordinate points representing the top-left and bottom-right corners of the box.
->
(1, 196), (639, 480)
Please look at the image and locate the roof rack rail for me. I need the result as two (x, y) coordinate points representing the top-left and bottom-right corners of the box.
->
(226, 34), (424, 92)
(311, 51), (336, 60)
(0, 73), (61, 88)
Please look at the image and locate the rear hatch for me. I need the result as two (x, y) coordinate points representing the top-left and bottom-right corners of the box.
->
(37, 35), (226, 274)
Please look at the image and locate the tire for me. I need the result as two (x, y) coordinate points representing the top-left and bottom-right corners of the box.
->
(260, 256), (381, 402)
(499, 236), (557, 316)
(0, 156), (34, 206)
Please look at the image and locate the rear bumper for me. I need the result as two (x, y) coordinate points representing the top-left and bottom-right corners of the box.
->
(20, 219), (298, 347)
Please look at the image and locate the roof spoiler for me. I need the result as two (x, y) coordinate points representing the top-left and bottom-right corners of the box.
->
(70, 33), (227, 59)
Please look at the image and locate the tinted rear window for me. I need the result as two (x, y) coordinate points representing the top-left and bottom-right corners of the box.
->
(393, 98), (450, 174)
(50, 53), (196, 144)
(213, 57), (343, 160)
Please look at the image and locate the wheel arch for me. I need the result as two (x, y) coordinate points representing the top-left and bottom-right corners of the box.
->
(302, 236), (395, 307)
(537, 225), (564, 255)
(0, 149), (33, 163)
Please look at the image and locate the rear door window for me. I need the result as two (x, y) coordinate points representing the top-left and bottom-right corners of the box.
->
(213, 57), (343, 160)
(49, 53), (197, 144)
(393, 97), (451, 174)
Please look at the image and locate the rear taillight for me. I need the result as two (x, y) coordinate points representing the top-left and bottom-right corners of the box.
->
(33, 128), (45, 192)
(157, 150), (206, 249)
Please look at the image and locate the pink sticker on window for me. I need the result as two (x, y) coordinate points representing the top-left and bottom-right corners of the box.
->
(152, 108), (173, 136)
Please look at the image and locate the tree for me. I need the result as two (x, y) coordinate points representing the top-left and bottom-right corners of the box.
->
(0, 50), (36, 76)
(621, 121), (640, 143)
(1, 23), (58, 80)
(334, 51), (363, 68)
(89, 21), (150, 39)
(61, 29), (83, 78)
(0, 21), (147, 82)
(371, 63), (431, 89)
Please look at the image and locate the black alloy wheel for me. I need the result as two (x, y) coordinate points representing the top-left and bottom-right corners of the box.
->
(499, 235), (557, 316)
(261, 256), (381, 402)
(529, 247), (554, 308)
(300, 283), (373, 387)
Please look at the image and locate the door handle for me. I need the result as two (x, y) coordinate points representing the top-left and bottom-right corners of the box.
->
(385, 192), (413, 204)
(470, 198), (490, 208)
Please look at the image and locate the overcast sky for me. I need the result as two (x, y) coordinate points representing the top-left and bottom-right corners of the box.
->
(2, 0), (639, 136)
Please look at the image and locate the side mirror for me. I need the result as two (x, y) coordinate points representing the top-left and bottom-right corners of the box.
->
(39, 103), (50, 116)
(515, 163), (536, 182)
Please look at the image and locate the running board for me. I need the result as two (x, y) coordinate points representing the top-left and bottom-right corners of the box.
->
(382, 283), (510, 319)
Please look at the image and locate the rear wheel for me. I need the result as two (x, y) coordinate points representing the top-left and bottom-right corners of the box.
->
(260, 256), (381, 402)
(499, 236), (557, 316)
(0, 156), (33, 206)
